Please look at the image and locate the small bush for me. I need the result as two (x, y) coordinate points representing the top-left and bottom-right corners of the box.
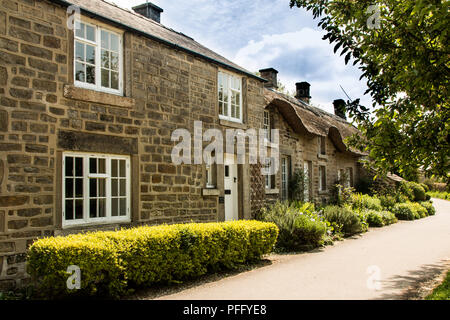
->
(380, 211), (398, 225)
(392, 203), (416, 220)
(259, 202), (328, 251)
(379, 194), (397, 210)
(419, 201), (436, 216)
(410, 202), (428, 218)
(420, 183), (429, 192)
(366, 210), (385, 227)
(410, 182), (427, 201)
(350, 193), (382, 211)
(27, 221), (278, 299)
(322, 205), (363, 237)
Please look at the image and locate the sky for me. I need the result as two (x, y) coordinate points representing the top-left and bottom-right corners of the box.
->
(111, 0), (371, 114)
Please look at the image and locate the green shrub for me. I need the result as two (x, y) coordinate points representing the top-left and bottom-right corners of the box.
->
(427, 191), (450, 200)
(380, 211), (398, 225)
(27, 221), (278, 299)
(259, 202), (328, 251)
(410, 202), (428, 218)
(419, 201), (436, 216)
(350, 193), (382, 211)
(392, 203), (416, 220)
(366, 210), (385, 227)
(399, 181), (415, 201)
(379, 195), (397, 210)
(420, 183), (429, 192)
(410, 182), (427, 201)
(321, 205), (363, 237)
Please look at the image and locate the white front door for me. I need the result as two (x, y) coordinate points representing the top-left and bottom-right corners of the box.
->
(224, 154), (238, 221)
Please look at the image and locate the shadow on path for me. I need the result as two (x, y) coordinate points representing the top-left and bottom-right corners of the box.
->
(376, 259), (450, 300)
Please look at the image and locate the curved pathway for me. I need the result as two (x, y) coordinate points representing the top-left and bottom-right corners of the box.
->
(156, 198), (450, 300)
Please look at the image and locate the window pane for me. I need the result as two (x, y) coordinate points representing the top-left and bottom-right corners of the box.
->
(75, 42), (84, 61)
(110, 33), (118, 52)
(111, 159), (118, 177)
(75, 157), (83, 176)
(119, 160), (126, 177)
(99, 199), (106, 217)
(98, 179), (106, 197)
(86, 45), (95, 64)
(112, 198), (118, 217)
(120, 198), (126, 216)
(75, 178), (83, 198)
(65, 157), (73, 177)
(75, 22), (84, 38)
(90, 199), (97, 218)
(111, 179), (118, 197)
(110, 52), (119, 70)
(90, 178), (97, 197)
(86, 65), (95, 84)
(65, 178), (73, 198)
(101, 30), (109, 49)
(111, 71), (119, 90)
(120, 179), (126, 196)
(89, 158), (97, 173)
(65, 200), (73, 220)
(101, 68), (109, 88)
(101, 49), (110, 68)
(75, 199), (83, 219)
(98, 158), (106, 174)
(75, 62), (85, 82)
(86, 25), (95, 42)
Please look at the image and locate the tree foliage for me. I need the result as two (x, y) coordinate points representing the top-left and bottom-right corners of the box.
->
(290, 0), (449, 183)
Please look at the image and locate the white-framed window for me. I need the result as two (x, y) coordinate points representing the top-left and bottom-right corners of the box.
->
(264, 160), (275, 190)
(281, 156), (290, 200)
(319, 165), (327, 191)
(74, 20), (123, 95)
(62, 152), (130, 227)
(263, 110), (271, 141)
(218, 71), (242, 123)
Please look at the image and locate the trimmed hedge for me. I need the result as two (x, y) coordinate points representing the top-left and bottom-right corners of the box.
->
(27, 221), (278, 299)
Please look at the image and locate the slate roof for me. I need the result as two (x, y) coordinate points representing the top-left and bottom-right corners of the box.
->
(264, 88), (366, 156)
(54, 0), (264, 81)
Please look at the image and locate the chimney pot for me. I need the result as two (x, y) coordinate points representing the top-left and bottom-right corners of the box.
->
(295, 82), (311, 104)
(132, 2), (163, 23)
(259, 68), (278, 89)
(333, 99), (347, 120)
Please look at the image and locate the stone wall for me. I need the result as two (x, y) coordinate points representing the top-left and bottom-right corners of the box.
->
(0, 0), (266, 290)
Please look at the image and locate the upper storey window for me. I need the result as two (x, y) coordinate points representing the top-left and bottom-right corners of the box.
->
(218, 71), (242, 123)
(74, 20), (123, 95)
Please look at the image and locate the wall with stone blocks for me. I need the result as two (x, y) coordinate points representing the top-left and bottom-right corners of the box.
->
(0, 0), (267, 290)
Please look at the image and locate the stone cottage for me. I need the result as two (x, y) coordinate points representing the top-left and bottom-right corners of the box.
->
(0, 0), (364, 290)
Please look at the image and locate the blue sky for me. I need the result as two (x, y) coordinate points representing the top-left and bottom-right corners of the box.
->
(113, 0), (371, 114)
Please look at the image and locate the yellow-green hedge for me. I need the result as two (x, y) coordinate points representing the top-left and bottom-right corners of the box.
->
(27, 220), (278, 298)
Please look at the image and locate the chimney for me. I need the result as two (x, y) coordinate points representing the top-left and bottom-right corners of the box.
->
(295, 82), (311, 104)
(259, 68), (278, 89)
(333, 99), (347, 120)
(132, 2), (163, 23)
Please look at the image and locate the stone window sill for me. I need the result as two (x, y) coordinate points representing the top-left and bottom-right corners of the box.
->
(202, 188), (220, 196)
(56, 219), (132, 235)
(265, 188), (279, 195)
(318, 190), (328, 195)
(318, 153), (328, 160)
(219, 119), (248, 130)
(63, 85), (135, 108)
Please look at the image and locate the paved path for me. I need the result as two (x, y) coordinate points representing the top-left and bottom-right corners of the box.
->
(157, 198), (450, 300)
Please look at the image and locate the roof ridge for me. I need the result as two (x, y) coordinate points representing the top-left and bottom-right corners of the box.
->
(99, 0), (195, 41)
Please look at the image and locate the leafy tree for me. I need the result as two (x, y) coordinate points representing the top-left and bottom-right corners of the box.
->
(290, 0), (449, 184)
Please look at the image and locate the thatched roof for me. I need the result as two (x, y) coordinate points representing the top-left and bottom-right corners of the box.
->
(265, 88), (366, 156)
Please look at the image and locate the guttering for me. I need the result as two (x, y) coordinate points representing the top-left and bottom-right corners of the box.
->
(50, 0), (267, 83)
